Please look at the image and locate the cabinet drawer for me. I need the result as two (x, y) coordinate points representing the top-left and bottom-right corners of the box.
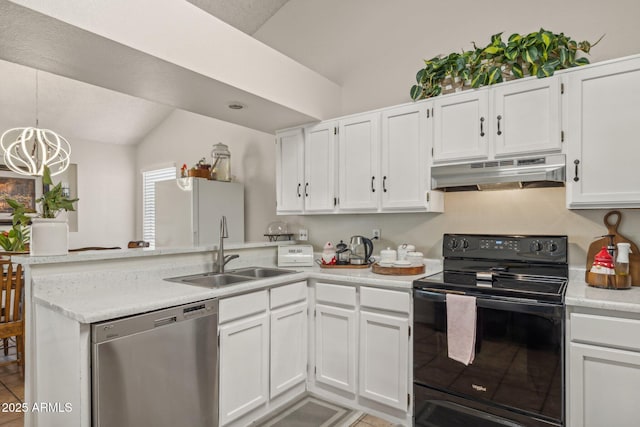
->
(315, 282), (356, 307)
(220, 290), (268, 323)
(571, 312), (640, 351)
(360, 286), (410, 313)
(270, 281), (307, 309)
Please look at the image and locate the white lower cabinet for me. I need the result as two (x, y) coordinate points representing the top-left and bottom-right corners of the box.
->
(311, 282), (412, 425)
(569, 342), (640, 427)
(359, 286), (410, 412)
(359, 311), (409, 411)
(219, 282), (307, 426)
(219, 291), (270, 426)
(270, 301), (308, 398)
(568, 309), (640, 426)
(315, 303), (358, 393)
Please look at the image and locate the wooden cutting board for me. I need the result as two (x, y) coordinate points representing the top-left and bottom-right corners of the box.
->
(371, 262), (425, 276)
(585, 210), (640, 286)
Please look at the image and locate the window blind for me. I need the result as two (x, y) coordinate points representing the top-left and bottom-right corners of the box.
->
(142, 167), (176, 246)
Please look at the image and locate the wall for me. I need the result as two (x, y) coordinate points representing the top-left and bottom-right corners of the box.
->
(280, 188), (640, 268)
(256, 0), (640, 267)
(255, 0), (640, 114)
(66, 139), (136, 248)
(135, 109), (277, 243)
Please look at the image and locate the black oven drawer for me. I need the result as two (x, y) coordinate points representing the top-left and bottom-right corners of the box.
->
(413, 289), (564, 426)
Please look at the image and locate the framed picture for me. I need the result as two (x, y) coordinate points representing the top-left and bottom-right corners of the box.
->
(0, 170), (43, 223)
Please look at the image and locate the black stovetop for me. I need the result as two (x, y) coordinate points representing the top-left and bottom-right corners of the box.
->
(413, 234), (569, 303)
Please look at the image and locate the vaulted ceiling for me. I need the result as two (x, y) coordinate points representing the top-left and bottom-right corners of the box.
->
(0, 0), (297, 146)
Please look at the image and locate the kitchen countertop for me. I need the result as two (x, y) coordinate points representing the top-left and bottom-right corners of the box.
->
(33, 259), (440, 324)
(566, 269), (640, 314)
(12, 240), (293, 265)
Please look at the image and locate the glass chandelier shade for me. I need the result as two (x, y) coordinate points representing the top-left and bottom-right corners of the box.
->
(0, 126), (71, 177)
(0, 70), (71, 177)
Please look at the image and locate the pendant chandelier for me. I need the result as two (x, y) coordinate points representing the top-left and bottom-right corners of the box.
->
(0, 71), (71, 177)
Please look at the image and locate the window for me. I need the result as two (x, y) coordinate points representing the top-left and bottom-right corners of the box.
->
(142, 166), (176, 246)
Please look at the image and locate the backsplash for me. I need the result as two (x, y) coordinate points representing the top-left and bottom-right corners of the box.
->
(282, 187), (640, 268)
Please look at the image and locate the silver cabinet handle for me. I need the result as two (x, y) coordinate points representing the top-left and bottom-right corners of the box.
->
(304, 182), (309, 197)
(297, 183), (301, 197)
(383, 176), (387, 192)
(371, 176), (376, 192)
(480, 117), (485, 137)
(497, 115), (502, 136)
(573, 159), (580, 182)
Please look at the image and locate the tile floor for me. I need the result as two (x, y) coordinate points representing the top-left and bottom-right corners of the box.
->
(0, 340), (24, 427)
(348, 413), (396, 427)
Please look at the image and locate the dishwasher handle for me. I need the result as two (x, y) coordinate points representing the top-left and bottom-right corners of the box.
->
(92, 298), (218, 344)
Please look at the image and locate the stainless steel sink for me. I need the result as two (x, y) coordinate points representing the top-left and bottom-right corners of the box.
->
(165, 267), (297, 288)
(228, 267), (297, 278)
(181, 273), (253, 287)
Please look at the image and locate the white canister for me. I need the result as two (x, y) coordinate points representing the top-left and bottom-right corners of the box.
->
(397, 243), (416, 261)
(406, 251), (424, 266)
(380, 247), (397, 264)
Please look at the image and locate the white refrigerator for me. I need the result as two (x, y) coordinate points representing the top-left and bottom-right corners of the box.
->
(155, 178), (244, 247)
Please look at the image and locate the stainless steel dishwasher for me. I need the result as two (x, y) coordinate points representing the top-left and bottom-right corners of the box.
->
(92, 299), (218, 427)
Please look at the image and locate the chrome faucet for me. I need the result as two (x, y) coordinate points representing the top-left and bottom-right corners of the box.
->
(214, 216), (239, 273)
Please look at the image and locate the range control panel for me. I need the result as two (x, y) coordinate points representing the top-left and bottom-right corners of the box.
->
(443, 234), (568, 262)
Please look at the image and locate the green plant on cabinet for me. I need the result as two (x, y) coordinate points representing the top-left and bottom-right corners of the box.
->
(410, 28), (602, 100)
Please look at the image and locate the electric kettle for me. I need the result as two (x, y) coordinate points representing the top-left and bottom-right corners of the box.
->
(349, 235), (373, 265)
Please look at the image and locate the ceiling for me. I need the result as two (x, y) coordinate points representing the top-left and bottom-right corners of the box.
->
(0, 0), (295, 146)
(186, 0), (290, 35)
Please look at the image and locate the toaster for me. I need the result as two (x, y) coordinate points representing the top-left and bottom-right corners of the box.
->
(278, 245), (314, 267)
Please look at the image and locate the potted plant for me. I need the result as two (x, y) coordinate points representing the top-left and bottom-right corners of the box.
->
(0, 199), (31, 253)
(410, 29), (603, 100)
(3, 165), (79, 256)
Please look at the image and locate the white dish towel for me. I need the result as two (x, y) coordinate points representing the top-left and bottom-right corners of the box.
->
(446, 293), (477, 365)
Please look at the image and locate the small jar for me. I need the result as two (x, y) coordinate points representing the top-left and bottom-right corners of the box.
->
(380, 247), (397, 264)
(211, 143), (231, 181)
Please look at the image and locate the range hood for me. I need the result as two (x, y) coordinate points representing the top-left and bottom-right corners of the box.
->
(431, 154), (566, 191)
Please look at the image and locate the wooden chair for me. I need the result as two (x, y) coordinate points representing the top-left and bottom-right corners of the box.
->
(0, 258), (24, 373)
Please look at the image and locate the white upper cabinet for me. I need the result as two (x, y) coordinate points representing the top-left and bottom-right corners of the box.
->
(304, 122), (337, 213)
(275, 129), (304, 214)
(381, 102), (442, 212)
(433, 89), (490, 162)
(432, 76), (562, 163)
(565, 56), (640, 208)
(338, 112), (380, 211)
(492, 76), (562, 156)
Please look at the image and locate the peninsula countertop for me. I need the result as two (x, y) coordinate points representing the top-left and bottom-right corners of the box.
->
(31, 247), (440, 324)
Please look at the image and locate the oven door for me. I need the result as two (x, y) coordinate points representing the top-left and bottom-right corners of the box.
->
(413, 289), (564, 427)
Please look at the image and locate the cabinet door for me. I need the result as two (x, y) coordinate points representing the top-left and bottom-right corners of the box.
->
(566, 58), (640, 208)
(275, 128), (304, 214)
(493, 76), (561, 156)
(304, 122), (336, 212)
(314, 303), (357, 393)
(270, 301), (308, 399)
(359, 311), (409, 411)
(569, 342), (640, 427)
(380, 102), (431, 211)
(338, 113), (380, 211)
(433, 90), (489, 162)
(219, 313), (269, 426)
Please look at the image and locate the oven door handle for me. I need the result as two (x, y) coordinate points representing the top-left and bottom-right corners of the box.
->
(414, 289), (563, 317)
(477, 298), (563, 317)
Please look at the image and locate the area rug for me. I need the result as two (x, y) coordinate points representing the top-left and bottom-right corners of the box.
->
(256, 395), (359, 427)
